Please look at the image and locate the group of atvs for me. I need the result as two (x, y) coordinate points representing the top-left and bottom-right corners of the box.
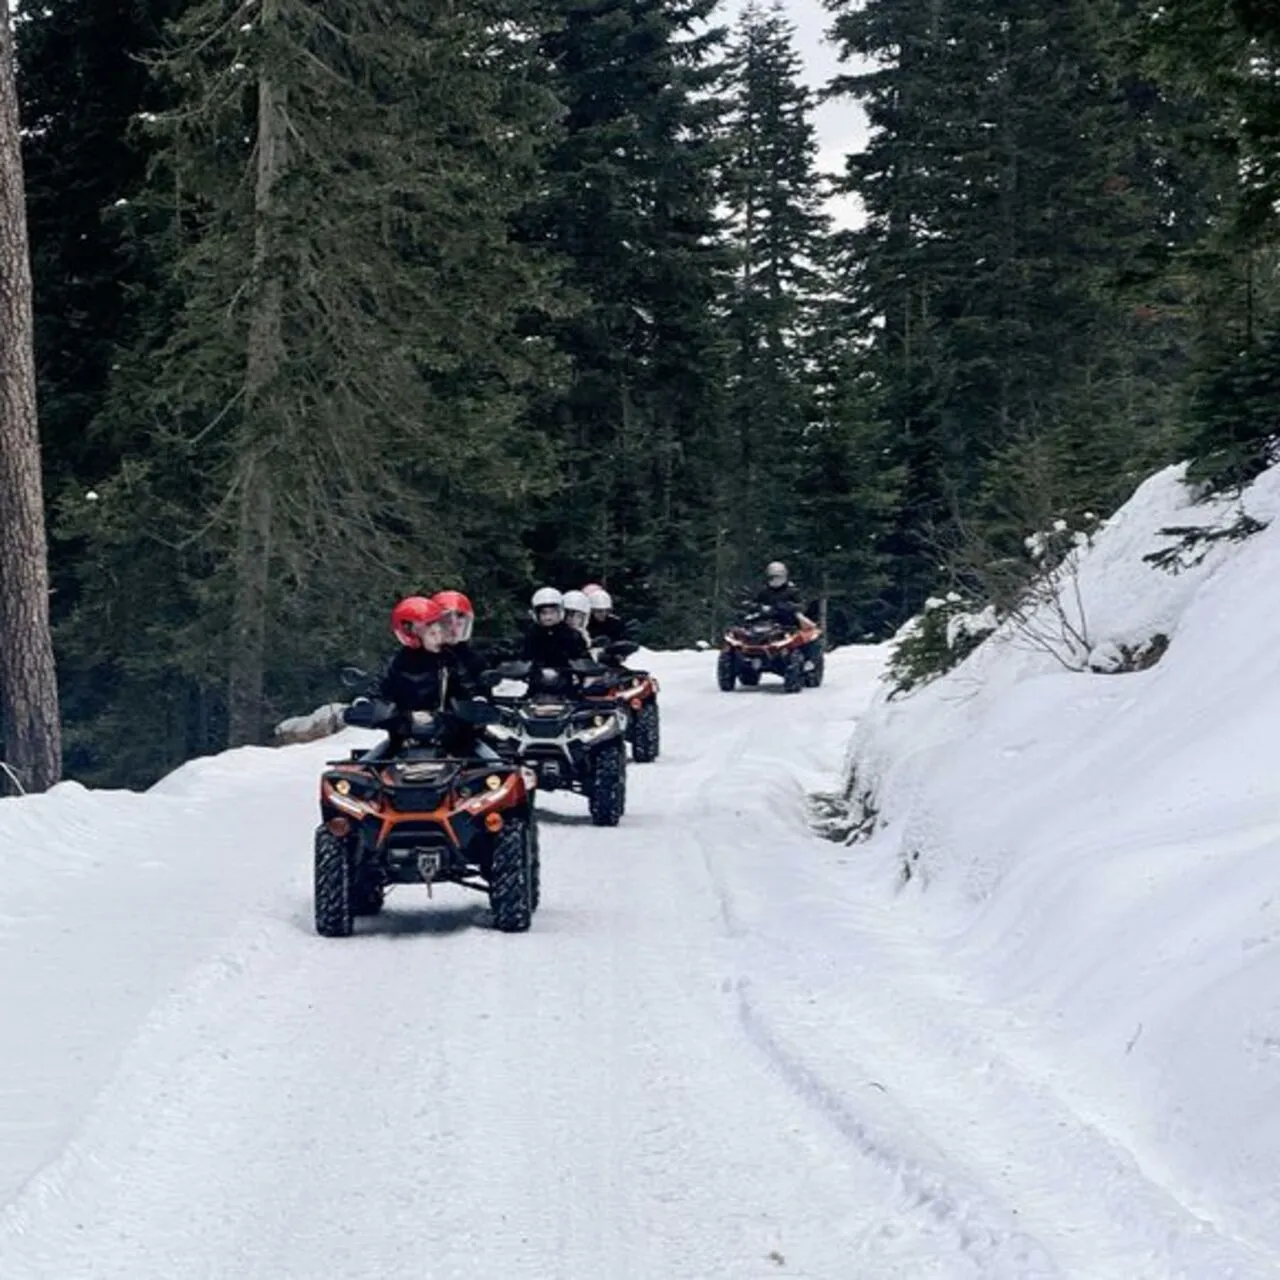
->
(313, 609), (820, 938)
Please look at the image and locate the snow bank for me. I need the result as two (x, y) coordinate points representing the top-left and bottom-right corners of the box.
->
(847, 460), (1280, 1248)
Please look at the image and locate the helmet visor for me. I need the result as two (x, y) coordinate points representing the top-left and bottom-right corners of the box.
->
(441, 609), (473, 643)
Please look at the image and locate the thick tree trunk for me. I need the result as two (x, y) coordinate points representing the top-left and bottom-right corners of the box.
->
(0, 5), (61, 792)
(226, 22), (287, 749)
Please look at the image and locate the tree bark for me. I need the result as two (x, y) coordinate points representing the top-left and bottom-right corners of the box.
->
(226, 9), (287, 748)
(0, 5), (61, 792)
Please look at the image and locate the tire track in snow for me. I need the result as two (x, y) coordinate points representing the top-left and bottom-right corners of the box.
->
(689, 679), (1280, 1280)
(682, 711), (1058, 1278)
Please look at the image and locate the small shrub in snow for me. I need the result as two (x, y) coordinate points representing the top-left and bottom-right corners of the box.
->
(810, 774), (881, 844)
(884, 594), (997, 696)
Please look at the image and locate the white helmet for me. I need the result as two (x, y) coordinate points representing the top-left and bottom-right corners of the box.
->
(585, 586), (612, 613)
(562, 589), (592, 632)
(531, 586), (564, 623)
(766, 560), (788, 585)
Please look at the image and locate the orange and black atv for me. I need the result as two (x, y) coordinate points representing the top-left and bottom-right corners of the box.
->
(582, 641), (661, 764)
(717, 609), (824, 694)
(314, 697), (539, 938)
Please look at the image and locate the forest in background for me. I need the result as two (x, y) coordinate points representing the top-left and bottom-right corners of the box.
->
(10, 0), (1280, 787)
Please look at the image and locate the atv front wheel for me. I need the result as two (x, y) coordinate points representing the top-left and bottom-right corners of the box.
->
(314, 828), (354, 937)
(717, 650), (736, 691)
(530, 807), (542, 914)
(803, 652), (825, 689)
(783, 653), (805, 694)
(631, 700), (660, 763)
(588, 741), (626, 826)
(489, 817), (534, 933)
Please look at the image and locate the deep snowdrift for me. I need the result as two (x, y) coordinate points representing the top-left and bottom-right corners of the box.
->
(847, 461), (1280, 1252)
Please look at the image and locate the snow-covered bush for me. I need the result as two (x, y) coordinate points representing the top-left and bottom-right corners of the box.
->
(883, 594), (997, 696)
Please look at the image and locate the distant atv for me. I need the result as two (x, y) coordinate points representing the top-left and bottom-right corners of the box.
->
(314, 696), (539, 938)
(582, 641), (661, 764)
(717, 610), (824, 693)
(485, 660), (628, 825)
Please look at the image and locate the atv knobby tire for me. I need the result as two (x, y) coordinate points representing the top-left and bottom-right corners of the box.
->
(631, 700), (660, 763)
(489, 817), (534, 933)
(803, 652), (825, 689)
(717, 650), (736, 691)
(314, 828), (354, 937)
(783, 653), (805, 694)
(530, 809), (541, 914)
(588, 740), (626, 826)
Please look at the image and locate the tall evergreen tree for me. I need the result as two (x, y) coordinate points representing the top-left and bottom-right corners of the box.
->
(525, 0), (730, 639)
(718, 0), (828, 597)
(16, 0), (185, 495)
(825, 0), (1202, 611)
(1146, 0), (1280, 489)
(59, 0), (563, 778)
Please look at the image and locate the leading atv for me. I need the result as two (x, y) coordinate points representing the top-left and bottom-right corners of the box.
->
(314, 695), (539, 938)
(484, 660), (628, 825)
(581, 640), (661, 764)
(717, 608), (823, 693)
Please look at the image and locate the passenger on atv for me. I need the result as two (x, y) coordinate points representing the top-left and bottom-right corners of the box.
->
(584, 585), (629, 653)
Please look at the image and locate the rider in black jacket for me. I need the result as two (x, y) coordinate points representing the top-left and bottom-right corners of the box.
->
(522, 587), (589, 669)
(585, 585), (628, 648)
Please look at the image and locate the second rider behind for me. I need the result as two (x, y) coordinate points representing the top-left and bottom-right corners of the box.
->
(433, 589), (486, 686)
(585, 585), (627, 647)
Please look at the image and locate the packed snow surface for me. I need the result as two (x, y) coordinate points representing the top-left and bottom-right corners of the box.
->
(1, 477), (1279, 1278)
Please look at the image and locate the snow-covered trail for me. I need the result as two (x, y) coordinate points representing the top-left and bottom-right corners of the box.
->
(0, 651), (1275, 1278)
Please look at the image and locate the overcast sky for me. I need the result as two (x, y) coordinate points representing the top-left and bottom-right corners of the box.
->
(720, 0), (868, 224)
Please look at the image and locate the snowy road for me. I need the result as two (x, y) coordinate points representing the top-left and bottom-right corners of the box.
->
(0, 650), (1276, 1278)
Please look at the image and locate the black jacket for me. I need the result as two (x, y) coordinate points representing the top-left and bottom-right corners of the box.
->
(755, 582), (803, 624)
(521, 621), (589, 669)
(377, 647), (483, 711)
(588, 613), (628, 646)
(446, 640), (488, 688)
(374, 647), (484, 755)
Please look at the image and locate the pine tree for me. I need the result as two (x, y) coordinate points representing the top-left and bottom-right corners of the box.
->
(524, 0), (731, 640)
(718, 0), (829, 601)
(1146, 0), (1280, 489)
(826, 0), (1203, 611)
(16, 0), (185, 491)
(58, 0), (563, 777)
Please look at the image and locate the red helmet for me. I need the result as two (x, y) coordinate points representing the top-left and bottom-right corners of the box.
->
(432, 590), (474, 643)
(391, 595), (445, 648)
(432, 590), (473, 617)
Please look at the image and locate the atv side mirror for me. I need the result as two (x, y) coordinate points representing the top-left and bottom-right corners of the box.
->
(453, 697), (502, 726)
(339, 665), (370, 690)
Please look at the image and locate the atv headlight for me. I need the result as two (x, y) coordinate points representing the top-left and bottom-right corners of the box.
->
(575, 713), (621, 743)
